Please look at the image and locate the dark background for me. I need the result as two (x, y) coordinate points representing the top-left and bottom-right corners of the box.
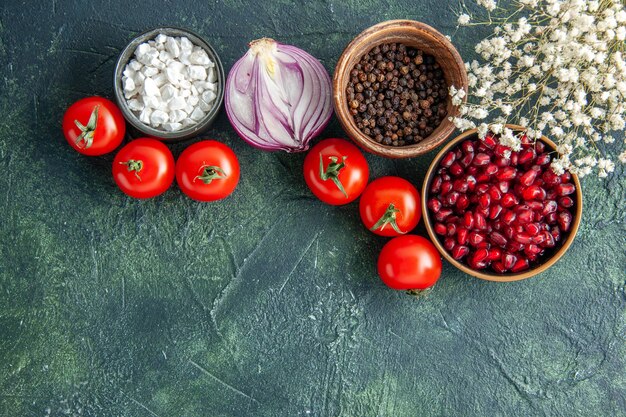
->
(1, 1), (625, 416)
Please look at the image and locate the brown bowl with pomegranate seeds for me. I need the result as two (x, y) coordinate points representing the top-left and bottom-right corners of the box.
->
(421, 125), (582, 282)
(333, 20), (468, 159)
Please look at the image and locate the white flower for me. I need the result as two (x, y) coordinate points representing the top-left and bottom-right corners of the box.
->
(597, 158), (615, 177)
(477, 0), (497, 12)
(619, 150), (626, 163)
(458, 14), (471, 25)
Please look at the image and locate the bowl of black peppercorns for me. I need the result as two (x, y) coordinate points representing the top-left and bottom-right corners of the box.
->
(333, 20), (468, 158)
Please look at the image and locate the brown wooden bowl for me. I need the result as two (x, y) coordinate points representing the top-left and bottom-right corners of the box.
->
(333, 20), (468, 158)
(421, 125), (583, 282)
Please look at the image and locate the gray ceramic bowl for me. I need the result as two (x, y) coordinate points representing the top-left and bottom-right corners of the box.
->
(113, 27), (225, 142)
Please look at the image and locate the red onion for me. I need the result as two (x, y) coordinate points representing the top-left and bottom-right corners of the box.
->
(225, 38), (333, 152)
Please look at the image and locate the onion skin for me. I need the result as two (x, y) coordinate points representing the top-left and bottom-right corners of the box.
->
(225, 38), (333, 152)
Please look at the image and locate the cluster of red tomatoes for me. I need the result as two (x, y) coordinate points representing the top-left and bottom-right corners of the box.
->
(62, 97), (239, 202)
(63, 98), (442, 293)
(304, 138), (442, 293)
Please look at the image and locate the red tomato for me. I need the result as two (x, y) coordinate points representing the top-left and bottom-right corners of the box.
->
(378, 235), (442, 290)
(62, 96), (125, 156)
(175, 140), (240, 202)
(112, 138), (174, 199)
(303, 138), (369, 205)
(359, 176), (421, 236)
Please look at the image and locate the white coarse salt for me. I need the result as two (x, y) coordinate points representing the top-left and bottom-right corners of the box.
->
(122, 33), (219, 132)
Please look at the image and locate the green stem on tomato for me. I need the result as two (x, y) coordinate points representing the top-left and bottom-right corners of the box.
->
(319, 154), (348, 198)
(119, 159), (143, 181)
(370, 203), (405, 234)
(74, 105), (100, 149)
(194, 165), (227, 184)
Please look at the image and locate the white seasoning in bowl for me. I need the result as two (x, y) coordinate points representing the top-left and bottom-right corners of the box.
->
(122, 34), (219, 132)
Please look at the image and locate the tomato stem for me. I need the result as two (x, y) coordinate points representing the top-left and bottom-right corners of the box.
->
(194, 164), (227, 184)
(406, 288), (433, 297)
(119, 159), (143, 181)
(370, 203), (405, 234)
(319, 154), (348, 198)
(74, 105), (100, 149)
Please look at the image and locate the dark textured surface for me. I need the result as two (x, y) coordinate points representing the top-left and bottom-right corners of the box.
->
(1, 1), (625, 416)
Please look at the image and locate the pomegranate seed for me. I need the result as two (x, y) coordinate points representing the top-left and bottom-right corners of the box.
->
(461, 140), (474, 154)
(434, 223), (447, 235)
(546, 189), (557, 200)
(501, 193), (519, 208)
(435, 208), (453, 222)
(495, 144), (510, 157)
(427, 198), (442, 213)
(518, 148), (536, 165)
(511, 257), (530, 273)
(545, 212), (558, 224)
(452, 179), (468, 193)
(466, 166), (479, 175)
(489, 204), (503, 220)
(514, 225), (524, 234)
(507, 240), (525, 252)
(483, 163), (499, 177)
(488, 248), (502, 261)
(474, 248), (489, 262)
(502, 210), (517, 225)
(444, 237), (456, 251)
(561, 172), (571, 182)
(510, 152), (519, 165)
(519, 169), (537, 186)
(464, 212), (474, 229)
(558, 196), (574, 208)
(543, 200), (558, 215)
(514, 233), (532, 245)
(474, 212), (487, 230)
(526, 201), (543, 211)
(450, 162), (464, 177)
(477, 205), (490, 218)
(483, 134), (497, 149)
(430, 176), (443, 193)
(468, 231), (485, 246)
(558, 211), (572, 232)
(441, 151), (456, 168)
(476, 183), (490, 194)
(542, 169), (561, 186)
(525, 244), (542, 257)
(496, 167), (517, 181)
(532, 232), (546, 245)
(556, 183), (576, 196)
(459, 152), (474, 168)
(520, 134), (532, 146)
(491, 231), (508, 247)
(468, 257), (488, 270)
(536, 153), (550, 165)
(447, 216), (460, 224)
(444, 191), (460, 206)
(488, 185), (502, 201)
(495, 156), (511, 167)
(466, 175), (477, 191)
(516, 208), (533, 224)
(492, 261), (507, 273)
(456, 194), (470, 211)
(551, 227), (561, 242)
(441, 181), (453, 195)
(476, 173), (490, 183)
(473, 153), (491, 166)
(535, 141), (545, 153)
(452, 245), (470, 260)
(542, 231), (556, 247)
(498, 180), (510, 193)
(502, 253), (517, 270)
(446, 223), (457, 237)
(522, 185), (547, 201)
(479, 194), (491, 209)
(457, 228), (469, 245)
(525, 223), (541, 235)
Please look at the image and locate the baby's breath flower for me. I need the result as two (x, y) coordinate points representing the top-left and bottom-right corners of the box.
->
(452, 0), (625, 178)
